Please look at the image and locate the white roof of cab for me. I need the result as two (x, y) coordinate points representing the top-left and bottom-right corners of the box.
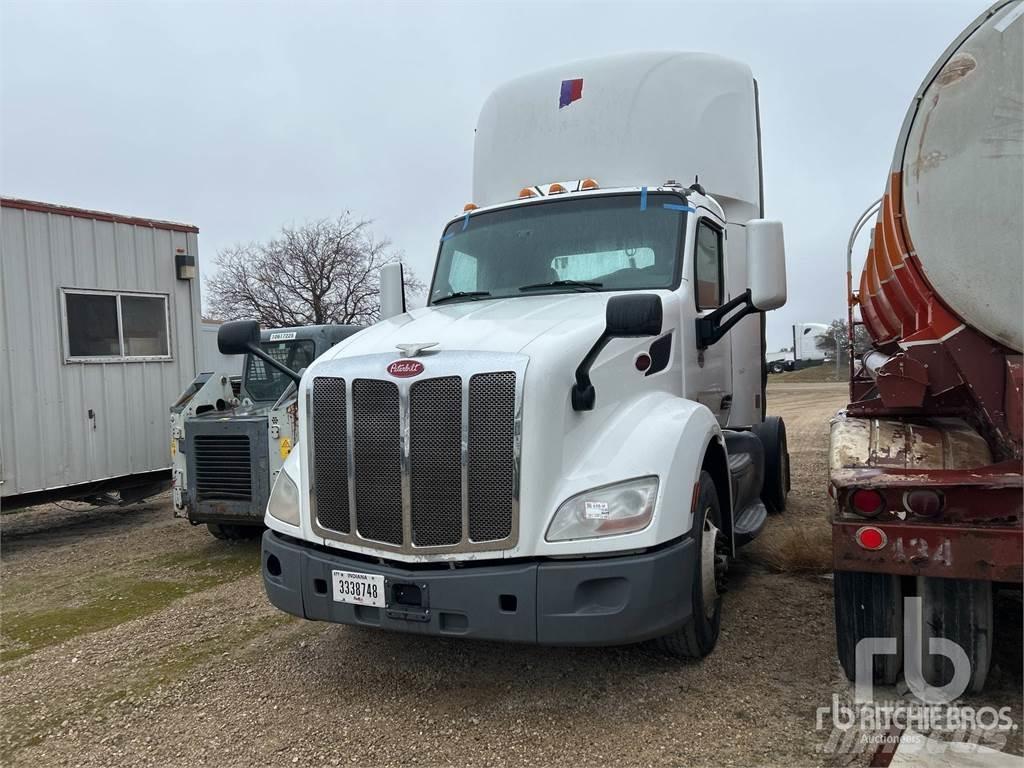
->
(472, 52), (762, 223)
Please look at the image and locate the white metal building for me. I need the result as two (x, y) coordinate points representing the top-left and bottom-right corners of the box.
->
(0, 198), (202, 504)
(199, 319), (243, 375)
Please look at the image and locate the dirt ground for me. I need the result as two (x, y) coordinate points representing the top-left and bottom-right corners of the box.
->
(1, 382), (1020, 767)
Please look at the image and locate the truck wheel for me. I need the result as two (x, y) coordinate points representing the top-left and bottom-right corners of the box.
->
(751, 416), (789, 513)
(769, 361), (785, 374)
(916, 576), (993, 695)
(654, 470), (724, 659)
(834, 570), (902, 685)
(207, 523), (261, 540)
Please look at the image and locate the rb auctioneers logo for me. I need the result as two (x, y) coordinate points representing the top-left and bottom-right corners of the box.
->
(816, 597), (1017, 757)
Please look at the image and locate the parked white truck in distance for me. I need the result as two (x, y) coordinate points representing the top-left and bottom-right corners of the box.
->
(766, 322), (831, 374)
(249, 52), (791, 657)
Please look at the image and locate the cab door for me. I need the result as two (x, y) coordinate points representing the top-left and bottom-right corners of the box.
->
(688, 215), (732, 426)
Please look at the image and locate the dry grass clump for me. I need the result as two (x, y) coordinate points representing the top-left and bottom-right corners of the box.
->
(745, 518), (833, 574)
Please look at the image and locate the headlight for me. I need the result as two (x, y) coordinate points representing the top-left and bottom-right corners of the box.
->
(267, 469), (300, 525)
(546, 476), (658, 542)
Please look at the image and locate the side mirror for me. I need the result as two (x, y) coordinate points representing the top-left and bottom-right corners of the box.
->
(605, 294), (663, 337)
(218, 319), (302, 385)
(695, 220), (786, 350)
(218, 320), (260, 355)
(379, 262), (407, 321)
(747, 219), (787, 311)
(572, 294), (663, 411)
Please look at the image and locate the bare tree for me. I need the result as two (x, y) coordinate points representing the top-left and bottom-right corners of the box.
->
(817, 318), (873, 364)
(206, 215), (421, 327)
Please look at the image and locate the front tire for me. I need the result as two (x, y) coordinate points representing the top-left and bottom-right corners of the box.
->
(654, 470), (724, 659)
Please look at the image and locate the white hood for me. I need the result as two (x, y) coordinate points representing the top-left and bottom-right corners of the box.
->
(318, 293), (619, 363)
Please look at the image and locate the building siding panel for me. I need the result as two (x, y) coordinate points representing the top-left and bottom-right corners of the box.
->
(0, 201), (200, 498)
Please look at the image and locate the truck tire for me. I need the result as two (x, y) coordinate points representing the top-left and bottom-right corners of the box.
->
(654, 470), (724, 659)
(834, 570), (902, 685)
(751, 416), (789, 513)
(917, 576), (993, 695)
(207, 523), (261, 540)
(769, 361), (786, 374)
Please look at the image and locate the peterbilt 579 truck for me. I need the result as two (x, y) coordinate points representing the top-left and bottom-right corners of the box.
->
(170, 324), (360, 539)
(248, 53), (791, 657)
(831, 0), (1023, 692)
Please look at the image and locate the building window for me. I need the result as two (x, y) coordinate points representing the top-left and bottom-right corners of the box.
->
(694, 220), (723, 310)
(62, 289), (171, 362)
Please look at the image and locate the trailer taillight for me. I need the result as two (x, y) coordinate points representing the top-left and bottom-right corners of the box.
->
(850, 489), (885, 517)
(904, 489), (944, 518)
(855, 526), (887, 551)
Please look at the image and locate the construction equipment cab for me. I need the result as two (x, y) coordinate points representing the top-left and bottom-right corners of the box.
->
(260, 52), (791, 658)
(170, 324), (361, 539)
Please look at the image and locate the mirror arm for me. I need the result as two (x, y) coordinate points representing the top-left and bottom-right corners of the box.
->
(246, 344), (303, 385)
(571, 333), (614, 412)
(695, 289), (757, 350)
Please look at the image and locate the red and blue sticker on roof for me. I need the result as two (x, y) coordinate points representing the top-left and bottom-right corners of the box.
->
(559, 78), (583, 109)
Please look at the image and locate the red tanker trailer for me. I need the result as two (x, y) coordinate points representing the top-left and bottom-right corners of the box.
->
(830, 0), (1023, 692)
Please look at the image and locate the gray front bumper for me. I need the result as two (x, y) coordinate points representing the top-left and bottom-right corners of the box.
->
(262, 530), (696, 646)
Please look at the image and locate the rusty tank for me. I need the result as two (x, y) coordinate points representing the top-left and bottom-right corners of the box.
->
(829, 0), (1023, 696)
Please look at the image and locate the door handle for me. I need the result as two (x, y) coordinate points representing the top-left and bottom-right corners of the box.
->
(720, 395), (733, 410)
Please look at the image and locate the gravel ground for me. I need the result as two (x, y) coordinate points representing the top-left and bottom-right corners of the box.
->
(1, 382), (1019, 767)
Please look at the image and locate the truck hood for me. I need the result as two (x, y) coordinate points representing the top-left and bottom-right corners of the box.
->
(318, 294), (617, 361)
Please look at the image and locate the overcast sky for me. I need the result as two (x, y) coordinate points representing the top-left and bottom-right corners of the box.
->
(1, 0), (986, 350)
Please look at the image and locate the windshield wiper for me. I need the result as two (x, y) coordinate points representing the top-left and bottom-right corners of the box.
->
(432, 290), (492, 305)
(519, 280), (603, 292)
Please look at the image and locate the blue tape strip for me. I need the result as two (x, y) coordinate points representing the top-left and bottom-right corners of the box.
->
(440, 212), (472, 242)
(640, 187), (648, 211)
(662, 203), (695, 212)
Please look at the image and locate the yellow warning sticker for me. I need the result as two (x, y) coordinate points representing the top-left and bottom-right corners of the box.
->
(279, 437), (292, 460)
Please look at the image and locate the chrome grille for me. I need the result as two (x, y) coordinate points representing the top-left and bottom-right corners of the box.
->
(468, 372), (516, 541)
(193, 434), (252, 501)
(311, 377), (349, 533)
(352, 379), (403, 545)
(309, 355), (522, 554)
(410, 377), (463, 546)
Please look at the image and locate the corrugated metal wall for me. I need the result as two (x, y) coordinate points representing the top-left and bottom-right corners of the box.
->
(0, 203), (201, 497)
(198, 322), (243, 376)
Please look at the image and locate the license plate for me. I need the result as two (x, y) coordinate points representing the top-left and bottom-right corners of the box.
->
(331, 570), (386, 608)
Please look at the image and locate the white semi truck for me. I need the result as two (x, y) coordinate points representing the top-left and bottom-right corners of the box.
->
(247, 52), (791, 656)
(766, 322), (831, 373)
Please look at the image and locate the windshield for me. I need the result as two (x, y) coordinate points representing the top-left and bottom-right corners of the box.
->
(429, 193), (686, 304)
(243, 339), (315, 402)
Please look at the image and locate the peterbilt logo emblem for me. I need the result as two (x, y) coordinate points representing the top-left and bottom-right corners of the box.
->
(387, 360), (424, 378)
